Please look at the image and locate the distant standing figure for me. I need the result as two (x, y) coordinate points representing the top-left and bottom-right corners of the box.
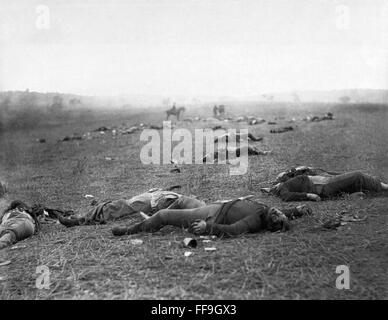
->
(213, 105), (218, 118)
(218, 105), (225, 117)
(212, 105), (225, 119)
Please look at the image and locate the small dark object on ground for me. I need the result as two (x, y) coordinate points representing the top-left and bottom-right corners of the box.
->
(37, 138), (46, 143)
(166, 185), (182, 191)
(149, 125), (163, 130)
(94, 126), (110, 132)
(183, 238), (197, 248)
(62, 135), (83, 142)
(320, 209), (367, 230)
(322, 217), (342, 230)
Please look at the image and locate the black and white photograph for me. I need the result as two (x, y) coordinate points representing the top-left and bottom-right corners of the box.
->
(0, 0), (387, 304)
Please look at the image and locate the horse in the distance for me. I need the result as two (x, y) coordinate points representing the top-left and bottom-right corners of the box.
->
(166, 105), (186, 121)
(213, 104), (226, 119)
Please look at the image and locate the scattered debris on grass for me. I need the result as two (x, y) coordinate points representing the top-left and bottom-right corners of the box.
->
(183, 238), (197, 248)
(321, 210), (368, 230)
(340, 210), (368, 222)
(321, 218), (342, 230)
(10, 245), (27, 250)
(130, 239), (143, 245)
(0, 260), (11, 267)
(203, 146), (271, 162)
(170, 159), (181, 173)
(199, 235), (217, 240)
(166, 185), (182, 191)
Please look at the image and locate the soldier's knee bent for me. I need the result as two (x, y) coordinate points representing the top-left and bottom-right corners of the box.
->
(352, 171), (364, 179)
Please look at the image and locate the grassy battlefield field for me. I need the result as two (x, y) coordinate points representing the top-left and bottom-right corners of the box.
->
(0, 102), (387, 299)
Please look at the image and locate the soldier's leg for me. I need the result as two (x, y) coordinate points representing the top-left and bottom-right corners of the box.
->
(112, 204), (221, 236)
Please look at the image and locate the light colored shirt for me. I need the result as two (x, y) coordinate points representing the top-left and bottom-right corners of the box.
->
(308, 175), (331, 185)
(1, 209), (35, 225)
(126, 189), (180, 212)
(308, 175), (331, 194)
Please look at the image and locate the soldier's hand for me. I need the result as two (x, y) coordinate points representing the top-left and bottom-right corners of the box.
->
(191, 220), (207, 234)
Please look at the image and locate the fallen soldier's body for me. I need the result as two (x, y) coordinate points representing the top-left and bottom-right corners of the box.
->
(262, 171), (388, 201)
(214, 132), (263, 143)
(304, 112), (334, 122)
(58, 189), (206, 227)
(0, 200), (42, 250)
(270, 126), (294, 134)
(274, 166), (342, 183)
(112, 198), (311, 237)
(236, 116), (265, 124)
(203, 146), (271, 163)
(248, 117), (265, 125)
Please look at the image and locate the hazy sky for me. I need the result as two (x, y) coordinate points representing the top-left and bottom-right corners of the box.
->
(0, 0), (387, 97)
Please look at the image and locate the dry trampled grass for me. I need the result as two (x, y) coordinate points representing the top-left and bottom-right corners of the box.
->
(0, 102), (387, 299)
